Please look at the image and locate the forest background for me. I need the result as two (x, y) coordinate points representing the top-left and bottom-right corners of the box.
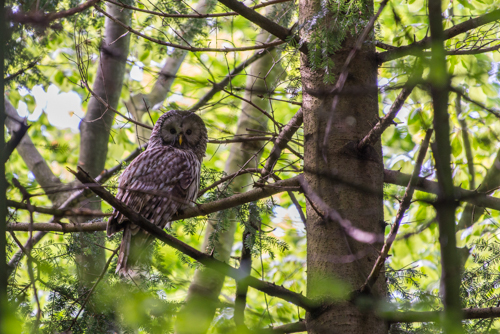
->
(2, 0), (500, 333)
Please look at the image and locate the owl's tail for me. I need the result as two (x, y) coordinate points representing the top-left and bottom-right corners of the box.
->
(116, 226), (152, 277)
(116, 226), (132, 276)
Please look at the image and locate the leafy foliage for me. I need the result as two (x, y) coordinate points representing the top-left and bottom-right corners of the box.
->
(4, 0), (500, 332)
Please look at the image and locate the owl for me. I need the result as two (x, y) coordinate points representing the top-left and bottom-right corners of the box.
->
(107, 110), (207, 276)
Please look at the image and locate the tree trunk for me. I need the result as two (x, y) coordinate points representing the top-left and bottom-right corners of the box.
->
(175, 30), (281, 334)
(299, 1), (386, 332)
(76, 1), (131, 286)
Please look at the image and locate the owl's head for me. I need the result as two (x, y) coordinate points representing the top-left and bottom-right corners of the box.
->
(149, 110), (208, 161)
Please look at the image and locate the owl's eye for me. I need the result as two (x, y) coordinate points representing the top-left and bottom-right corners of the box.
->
(186, 129), (192, 135)
(170, 128), (176, 134)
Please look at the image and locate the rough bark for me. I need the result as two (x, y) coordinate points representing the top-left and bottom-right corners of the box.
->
(125, 0), (211, 141)
(299, 1), (386, 333)
(76, 0), (132, 286)
(175, 28), (282, 334)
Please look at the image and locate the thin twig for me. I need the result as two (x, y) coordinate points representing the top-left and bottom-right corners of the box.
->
(105, 0), (292, 19)
(94, 5), (286, 53)
(260, 109), (303, 182)
(69, 166), (317, 310)
(358, 63), (422, 151)
(222, 88), (282, 130)
(66, 247), (119, 332)
(360, 129), (432, 294)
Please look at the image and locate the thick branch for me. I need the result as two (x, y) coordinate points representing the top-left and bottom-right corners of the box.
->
(216, 0), (306, 53)
(383, 306), (500, 323)
(14, 169), (500, 233)
(383, 169), (500, 211)
(377, 9), (500, 63)
(259, 306), (500, 328)
(69, 166), (317, 310)
(7, 221), (107, 232)
(455, 94), (475, 189)
(7, 200), (111, 217)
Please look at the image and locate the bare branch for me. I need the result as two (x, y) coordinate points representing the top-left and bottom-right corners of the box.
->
(259, 306), (500, 328)
(222, 88), (282, 129)
(358, 65), (422, 151)
(360, 129), (432, 294)
(7, 200), (111, 217)
(7, 0), (100, 27)
(377, 9), (500, 63)
(7, 221), (107, 232)
(105, 0), (292, 19)
(260, 108), (303, 181)
(4, 99), (66, 205)
(69, 166), (318, 310)
(94, 5), (286, 53)
(198, 168), (263, 197)
(189, 47), (277, 111)
(383, 306), (500, 323)
(4, 58), (41, 82)
(450, 86), (500, 119)
(208, 136), (274, 144)
(82, 80), (154, 130)
(384, 169), (500, 211)
(259, 320), (306, 333)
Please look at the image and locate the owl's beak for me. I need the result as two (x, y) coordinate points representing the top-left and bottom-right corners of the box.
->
(178, 134), (183, 146)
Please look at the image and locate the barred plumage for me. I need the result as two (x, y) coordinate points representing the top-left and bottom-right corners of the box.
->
(107, 110), (207, 276)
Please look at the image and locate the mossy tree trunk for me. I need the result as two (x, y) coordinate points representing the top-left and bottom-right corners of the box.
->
(299, 0), (387, 332)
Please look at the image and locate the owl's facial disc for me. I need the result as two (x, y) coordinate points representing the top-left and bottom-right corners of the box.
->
(159, 113), (204, 150)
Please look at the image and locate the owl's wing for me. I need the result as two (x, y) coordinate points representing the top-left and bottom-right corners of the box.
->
(106, 147), (199, 236)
